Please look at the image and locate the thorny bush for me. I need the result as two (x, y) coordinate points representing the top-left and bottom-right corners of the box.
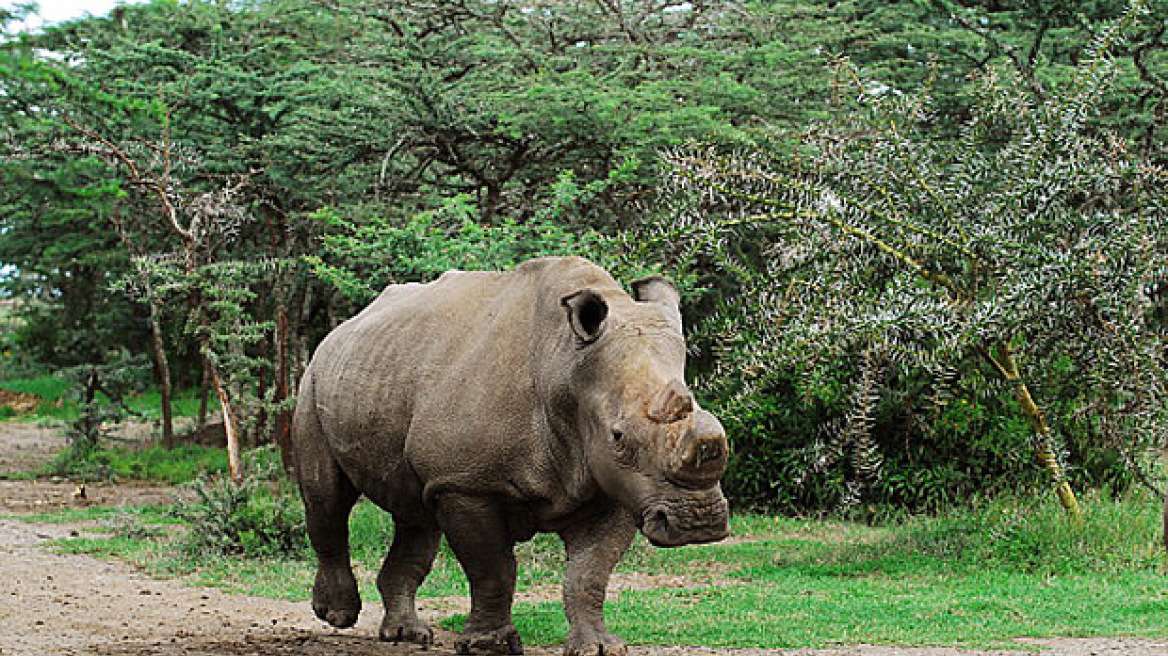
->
(641, 2), (1168, 513)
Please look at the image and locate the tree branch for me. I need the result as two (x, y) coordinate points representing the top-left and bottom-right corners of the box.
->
(61, 116), (196, 252)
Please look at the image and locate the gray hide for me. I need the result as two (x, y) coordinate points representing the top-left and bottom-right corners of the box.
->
(289, 256), (730, 656)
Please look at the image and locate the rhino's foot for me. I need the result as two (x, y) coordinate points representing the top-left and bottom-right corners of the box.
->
(455, 624), (524, 655)
(313, 603), (360, 629)
(379, 615), (433, 646)
(311, 585), (361, 629)
(564, 628), (627, 656)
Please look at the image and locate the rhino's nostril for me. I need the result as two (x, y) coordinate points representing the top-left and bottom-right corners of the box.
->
(696, 441), (722, 466)
(686, 438), (725, 471)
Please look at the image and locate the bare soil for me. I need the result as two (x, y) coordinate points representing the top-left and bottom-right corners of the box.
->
(2, 421), (1166, 656)
(0, 420), (64, 476)
(0, 420), (178, 512)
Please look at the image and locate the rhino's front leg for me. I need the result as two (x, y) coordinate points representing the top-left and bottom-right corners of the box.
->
(558, 507), (638, 656)
(437, 494), (524, 655)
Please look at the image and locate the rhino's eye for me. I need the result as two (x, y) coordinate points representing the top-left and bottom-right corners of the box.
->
(611, 428), (637, 464)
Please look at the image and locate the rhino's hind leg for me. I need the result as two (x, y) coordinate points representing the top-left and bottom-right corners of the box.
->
(377, 521), (441, 645)
(301, 456), (363, 629)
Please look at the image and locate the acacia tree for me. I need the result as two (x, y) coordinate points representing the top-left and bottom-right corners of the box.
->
(930, 0), (1167, 152)
(59, 105), (264, 477)
(652, 1), (1167, 519)
(0, 11), (149, 374)
(1, 0), (344, 461)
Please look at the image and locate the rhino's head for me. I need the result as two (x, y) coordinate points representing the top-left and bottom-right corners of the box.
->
(555, 275), (730, 547)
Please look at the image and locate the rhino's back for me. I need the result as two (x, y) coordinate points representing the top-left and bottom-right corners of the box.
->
(302, 264), (547, 507)
(309, 257), (612, 428)
(309, 268), (516, 440)
(299, 257), (619, 513)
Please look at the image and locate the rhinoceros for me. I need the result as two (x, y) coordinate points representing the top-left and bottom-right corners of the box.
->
(289, 256), (730, 656)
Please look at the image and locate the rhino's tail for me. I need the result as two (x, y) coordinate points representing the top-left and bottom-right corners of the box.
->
(288, 367), (322, 481)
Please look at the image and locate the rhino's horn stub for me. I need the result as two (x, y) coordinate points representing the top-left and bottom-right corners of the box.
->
(647, 379), (694, 424)
(631, 275), (680, 309)
(561, 288), (608, 344)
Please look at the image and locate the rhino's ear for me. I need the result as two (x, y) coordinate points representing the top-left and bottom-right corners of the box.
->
(561, 289), (608, 344)
(631, 275), (680, 310)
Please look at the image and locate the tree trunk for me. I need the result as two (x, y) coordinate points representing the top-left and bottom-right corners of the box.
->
(211, 365), (242, 483)
(1162, 447), (1168, 552)
(272, 294), (294, 472)
(108, 206), (174, 446)
(197, 359), (211, 431)
(146, 300), (175, 447)
(77, 368), (101, 448)
(293, 281), (315, 385)
(981, 341), (1083, 524)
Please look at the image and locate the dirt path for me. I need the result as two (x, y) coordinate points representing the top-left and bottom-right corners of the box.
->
(0, 420), (66, 476)
(2, 422), (1167, 656)
(0, 420), (182, 513)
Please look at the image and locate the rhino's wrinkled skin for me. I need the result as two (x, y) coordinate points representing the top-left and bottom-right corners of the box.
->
(289, 256), (730, 656)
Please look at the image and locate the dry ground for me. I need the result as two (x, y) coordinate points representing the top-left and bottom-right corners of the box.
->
(2, 422), (1166, 656)
(0, 420), (177, 513)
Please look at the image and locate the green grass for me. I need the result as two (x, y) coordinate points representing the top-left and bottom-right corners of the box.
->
(100, 443), (229, 484)
(125, 387), (208, 423)
(31, 489), (1168, 649)
(0, 374), (71, 406)
(5, 504), (174, 526)
(0, 376), (210, 422)
(567, 494), (1168, 649)
(33, 441), (230, 484)
(567, 570), (1166, 648)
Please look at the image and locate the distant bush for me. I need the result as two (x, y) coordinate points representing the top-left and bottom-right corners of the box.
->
(44, 441), (112, 482)
(170, 446), (307, 558)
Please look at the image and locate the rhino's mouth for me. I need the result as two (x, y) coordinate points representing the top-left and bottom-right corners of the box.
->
(639, 490), (730, 548)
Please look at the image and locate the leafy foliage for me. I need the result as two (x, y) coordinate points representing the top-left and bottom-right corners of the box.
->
(307, 168), (623, 303)
(646, 2), (1167, 511)
(1, 0), (1165, 513)
(170, 446), (306, 558)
